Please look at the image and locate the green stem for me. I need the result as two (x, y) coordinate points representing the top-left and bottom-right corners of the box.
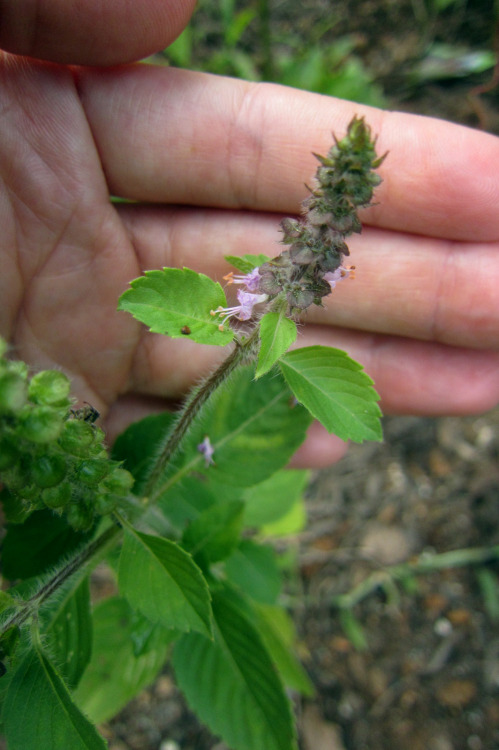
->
(334, 544), (499, 610)
(143, 327), (260, 500)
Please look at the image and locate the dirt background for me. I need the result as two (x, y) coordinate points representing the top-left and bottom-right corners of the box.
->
(104, 2), (499, 749)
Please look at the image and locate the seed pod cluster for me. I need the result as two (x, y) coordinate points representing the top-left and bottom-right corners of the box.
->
(0, 340), (134, 530)
(255, 116), (385, 316)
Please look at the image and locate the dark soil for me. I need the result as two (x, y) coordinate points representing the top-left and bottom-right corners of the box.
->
(106, 2), (499, 749)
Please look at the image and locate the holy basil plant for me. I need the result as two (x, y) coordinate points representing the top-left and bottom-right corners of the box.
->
(0, 116), (384, 750)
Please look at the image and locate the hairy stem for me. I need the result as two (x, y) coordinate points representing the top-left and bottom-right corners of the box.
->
(143, 327), (260, 499)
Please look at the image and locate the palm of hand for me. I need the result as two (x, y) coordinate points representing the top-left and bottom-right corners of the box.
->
(1, 59), (141, 414)
(2, 53), (499, 467)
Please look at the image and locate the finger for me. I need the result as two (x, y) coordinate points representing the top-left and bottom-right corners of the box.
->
(288, 423), (349, 469)
(119, 204), (499, 350)
(0, 0), (196, 65)
(77, 65), (499, 241)
(127, 321), (499, 418)
(305, 325), (499, 417)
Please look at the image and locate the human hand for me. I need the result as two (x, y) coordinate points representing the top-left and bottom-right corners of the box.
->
(2, 1), (499, 468)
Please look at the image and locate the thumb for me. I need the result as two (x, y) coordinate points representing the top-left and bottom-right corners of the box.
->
(0, 0), (196, 65)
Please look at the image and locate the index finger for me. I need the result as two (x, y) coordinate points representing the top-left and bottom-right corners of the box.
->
(77, 65), (499, 241)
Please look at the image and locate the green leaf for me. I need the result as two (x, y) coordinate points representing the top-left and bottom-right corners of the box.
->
(166, 366), (312, 490)
(112, 412), (175, 492)
(225, 540), (281, 605)
(279, 345), (382, 442)
(43, 578), (92, 690)
(253, 604), (314, 697)
(224, 253), (271, 274)
(117, 267), (234, 346)
(182, 500), (245, 567)
(74, 597), (172, 724)
(118, 528), (212, 636)
(2, 644), (106, 750)
(0, 487), (34, 524)
(0, 591), (15, 616)
(262, 495), (306, 536)
(173, 588), (297, 750)
(243, 469), (309, 527)
(256, 312), (297, 378)
(156, 476), (219, 532)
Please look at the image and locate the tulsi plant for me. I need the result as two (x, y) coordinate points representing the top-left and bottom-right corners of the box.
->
(0, 116), (384, 750)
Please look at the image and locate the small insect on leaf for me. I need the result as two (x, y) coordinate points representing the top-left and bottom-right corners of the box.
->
(181, 326), (192, 335)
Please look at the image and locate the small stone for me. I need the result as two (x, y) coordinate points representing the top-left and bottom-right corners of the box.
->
(300, 705), (346, 750)
(428, 735), (454, 750)
(360, 523), (413, 565)
(434, 617), (453, 637)
(447, 608), (472, 627)
(159, 741), (180, 750)
(436, 679), (477, 708)
(154, 675), (175, 699)
(423, 593), (448, 615)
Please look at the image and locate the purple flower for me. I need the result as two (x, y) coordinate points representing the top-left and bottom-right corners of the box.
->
(197, 436), (215, 467)
(324, 265), (355, 291)
(211, 288), (268, 325)
(223, 267), (262, 292)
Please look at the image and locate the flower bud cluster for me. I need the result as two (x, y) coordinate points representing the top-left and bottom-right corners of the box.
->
(0, 340), (133, 530)
(256, 116), (385, 316)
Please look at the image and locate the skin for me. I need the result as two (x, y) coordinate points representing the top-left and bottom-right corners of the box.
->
(1, 0), (499, 468)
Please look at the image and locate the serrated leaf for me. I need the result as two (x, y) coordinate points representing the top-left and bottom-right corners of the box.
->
(118, 267), (234, 346)
(243, 469), (309, 527)
(156, 476), (220, 533)
(256, 312), (297, 378)
(224, 253), (271, 274)
(279, 345), (382, 442)
(2, 644), (106, 750)
(182, 500), (245, 567)
(225, 540), (281, 605)
(163, 366), (312, 491)
(173, 588), (297, 750)
(74, 597), (172, 723)
(118, 528), (212, 636)
(43, 578), (92, 690)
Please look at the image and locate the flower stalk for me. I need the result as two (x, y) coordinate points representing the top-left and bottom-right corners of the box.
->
(143, 326), (260, 500)
(249, 116), (385, 317)
(144, 116), (385, 500)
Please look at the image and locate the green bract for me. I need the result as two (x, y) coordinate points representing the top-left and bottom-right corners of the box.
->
(28, 370), (71, 406)
(256, 311), (297, 378)
(0, 372), (27, 414)
(18, 406), (64, 443)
